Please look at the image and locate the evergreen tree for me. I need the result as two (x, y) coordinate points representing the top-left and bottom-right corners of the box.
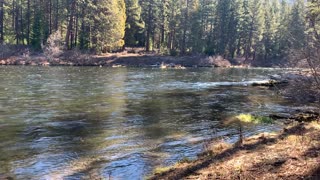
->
(273, 0), (290, 57)
(159, 0), (169, 49)
(90, 0), (126, 52)
(0, 0), (314, 60)
(180, 0), (199, 54)
(189, 2), (203, 53)
(226, 0), (240, 58)
(167, 0), (181, 52)
(124, 0), (144, 47)
(141, 0), (158, 51)
(262, 0), (274, 60)
(0, 0), (4, 44)
(288, 0), (306, 49)
(238, 0), (251, 59)
(78, 1), (90, 50)
(214, 0), (232, 56)
(307, 0), (320, 42)
(31, 1), (42, 50)
(250, 0), (264, 61)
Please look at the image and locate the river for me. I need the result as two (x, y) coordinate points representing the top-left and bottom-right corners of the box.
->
(0, 66), (314, 179)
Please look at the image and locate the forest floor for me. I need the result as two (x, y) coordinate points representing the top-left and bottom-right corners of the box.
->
(149, 117), (320, 180)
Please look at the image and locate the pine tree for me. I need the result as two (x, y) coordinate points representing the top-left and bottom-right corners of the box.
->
(227, 0), (240, 58)
(167, 0), (181, 52)
(238, 0), (251, 59)
(141, 0), (157, 51)
(307, 0), (320, 41)
(65, 0), (77, 49)
(124, 0), (145, 47)
(288, 0), (306, 49)
(270, 0), (289, 57)
(250, 0), (264, 61)
(0, 0), (4, 44)
(31, 1), (42, 49)
(180, 0), (199, 54)
(91, 0), (126, 52)
(189, 2), (203, 53)
(78, 0), (90, 50)
(262, 0), (274, 60)
(0, 0), (314, 60)
(159, 0), (169, 49)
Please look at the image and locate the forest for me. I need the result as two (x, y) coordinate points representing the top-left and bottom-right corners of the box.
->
(0, 0), (316, 63)
(2, 0), (320, 179)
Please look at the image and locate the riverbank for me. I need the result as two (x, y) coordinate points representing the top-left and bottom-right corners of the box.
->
(0, 52), (236, 67)
(149, 117), (320, 179)
(1, 47), (278, 68)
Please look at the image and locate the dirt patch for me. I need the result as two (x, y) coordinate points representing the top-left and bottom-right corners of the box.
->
(150, 121), (320, 180)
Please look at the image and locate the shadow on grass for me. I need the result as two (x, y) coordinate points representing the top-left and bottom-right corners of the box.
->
(150, 124), (312, 180)
(244, 124), (320, 180)
(303, 132), (320, 180)
(309, 166), (320, 180)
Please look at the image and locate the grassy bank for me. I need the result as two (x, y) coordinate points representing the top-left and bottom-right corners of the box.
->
(150, 120), (320, 179)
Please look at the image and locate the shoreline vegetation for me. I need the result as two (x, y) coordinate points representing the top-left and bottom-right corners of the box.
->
(0, 50), (246, 68)
(149, 113), (320, 180)
(0, 49), (308, 68)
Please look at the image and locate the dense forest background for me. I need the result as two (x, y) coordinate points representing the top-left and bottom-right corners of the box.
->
(0, 0), (320, 62)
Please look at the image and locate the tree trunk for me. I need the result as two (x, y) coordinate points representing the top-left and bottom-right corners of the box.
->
(160, 0), (166, 45)
(54, 0), (58, 31)
(27, 0), (30, 45)
(20, 0), (24, 45)
(167, 6), (175, 50)
(0, 0), (4, 44)
(146, 1), (152, 52)
(49, 0), (52, 35)
(12, 0), (15, 32)
(181, 0), (189, 55)
(236, 37), (241, 56)
(15, 0), (19, 45)
(65, 0), (76, 49)
(74, 8), (79, 47)
(245, 20), (254, 61)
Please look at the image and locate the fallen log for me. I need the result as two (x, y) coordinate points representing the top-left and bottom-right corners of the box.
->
(251, 79), (288, 87)
(269, 110), (320, 122)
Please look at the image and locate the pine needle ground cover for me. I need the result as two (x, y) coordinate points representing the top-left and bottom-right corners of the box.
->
(151, 121), (320, 179)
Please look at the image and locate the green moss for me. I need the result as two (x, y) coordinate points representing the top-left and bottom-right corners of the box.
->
(153, 166), (172, 175)
(235, 114), (273, 124)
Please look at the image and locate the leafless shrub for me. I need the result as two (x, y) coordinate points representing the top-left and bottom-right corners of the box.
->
(200, 56), (232, 67)
(42, 31), (64, 60)
(126, 47), (145, 54)
(285, 44), (320, 103)
(284, 13), (320, 102)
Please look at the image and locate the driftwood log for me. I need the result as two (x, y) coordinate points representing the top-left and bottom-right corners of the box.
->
(269, 110), (320, 122)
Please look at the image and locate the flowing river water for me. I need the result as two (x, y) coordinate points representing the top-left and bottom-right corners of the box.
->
(0, 66), (316, 179)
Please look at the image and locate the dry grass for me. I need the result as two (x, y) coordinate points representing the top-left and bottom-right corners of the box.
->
(150, 121), (320, 180)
